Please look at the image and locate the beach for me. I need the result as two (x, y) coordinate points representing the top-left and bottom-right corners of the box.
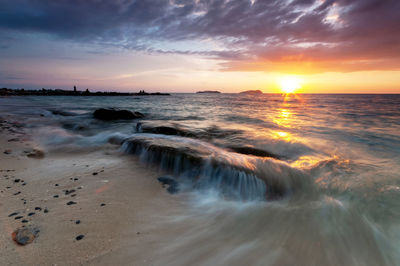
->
(0, 117), (184, 265)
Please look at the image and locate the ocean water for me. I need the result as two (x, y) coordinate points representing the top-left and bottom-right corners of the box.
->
(1, 93), (400, 265)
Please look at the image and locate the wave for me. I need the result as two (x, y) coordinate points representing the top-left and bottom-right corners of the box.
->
(121, 134), (315, 201)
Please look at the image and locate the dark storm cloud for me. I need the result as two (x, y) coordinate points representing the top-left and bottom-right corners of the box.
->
(0, 0), (399, 72)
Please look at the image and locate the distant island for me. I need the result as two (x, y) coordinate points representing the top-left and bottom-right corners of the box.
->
(0, 87), (170, 96)
(196, 90), (221, 94)
(239, 90), (263, 94)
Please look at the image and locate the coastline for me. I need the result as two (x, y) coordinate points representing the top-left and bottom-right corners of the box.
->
(0, 119), (181, 265)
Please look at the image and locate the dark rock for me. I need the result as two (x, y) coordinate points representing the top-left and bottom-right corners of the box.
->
(43, 208), (49, 213)
(14, 179), (21, 183)
(3, 149), (12, 155)
(13, 191), (21, 195)
(65, 189), (76, 195)
(21, 219), (28, 223)
(75, 234), (84, 241)
(53, 195), (59, 198)
(28, 212), (35, 216)
(15, 216), (23, 220)
(74, 178), (78, 181)
(26, 149), (45, 159)
(34, 207), (42, 211)
(8, 212), (19, 217)
(55, 184), (59, 186)
(67, 201), (77, 205)
(12, 227), (39, 245)
(100, 203), (106, 207)
(227, 146), (280, 159)
(93, 108), (144, 121)
(92, 172), (98, 176)
(157, 176), (179, 194)
(75, 220), (81, 224)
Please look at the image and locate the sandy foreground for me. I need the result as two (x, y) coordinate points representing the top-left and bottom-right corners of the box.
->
(0, 120), (185, 265)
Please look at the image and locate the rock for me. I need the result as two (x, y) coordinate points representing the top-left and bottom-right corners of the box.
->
(13, 191), (21, 195)
(75, 234), (84, 241)
(28, 212), (35, 216)
(44, 208), (49, 213)
(65, 189), (76, 195)
(53, 195), (59, 198)
(34, 207), (42, 211)
(157, 176), (179, 194)
(14, 216), (23, 220)
(26, 149), (45, 159)
(12, 227), (39, 245)
(75, 220), (81, 224)
(92, 172), (98, 176)
(227, 146), (280, 159)
(8, 212), (19, 217)
(100, 203), (106, 207)
(14, 179), (20, 183)
(66, 201), (77, 205)
(21, 219), (28, 223)
(3, 149), (12, 155)
(93, 108), (144, 121)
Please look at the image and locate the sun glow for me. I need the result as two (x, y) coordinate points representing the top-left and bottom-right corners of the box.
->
(279, 76), (302, 94)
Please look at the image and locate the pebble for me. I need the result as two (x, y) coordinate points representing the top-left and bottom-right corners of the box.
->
(92, 172), (98, 176)
(28, 212), (35, 216)
(34, 207), (42, 211)
(12, 227), (39, 245)
(75, 220), (81, 224)
(21, 219), (28, 223)
(100, 203), (106, 207)
(15, 216), (23, 220)
(44, 208), (49, 213)
(67, 201), (77, 205)
(8, 212), (19, 217)
(75, 234), (84, 241)
(53, 195), (59, 198)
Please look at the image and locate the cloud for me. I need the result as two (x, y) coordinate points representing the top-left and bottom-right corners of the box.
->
(0, 0), (399, 73)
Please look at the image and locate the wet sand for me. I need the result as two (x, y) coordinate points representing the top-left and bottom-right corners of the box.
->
(0, 126), (182, 265)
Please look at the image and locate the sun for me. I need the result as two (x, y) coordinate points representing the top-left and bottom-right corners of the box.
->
(279, 76), (302, 94)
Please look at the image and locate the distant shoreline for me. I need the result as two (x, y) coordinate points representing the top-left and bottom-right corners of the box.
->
(0, 88), (170, 96)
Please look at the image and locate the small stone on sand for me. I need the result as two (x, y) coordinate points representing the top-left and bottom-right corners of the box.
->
(67, 201), (77, 205)
(75, 234), (84, 241)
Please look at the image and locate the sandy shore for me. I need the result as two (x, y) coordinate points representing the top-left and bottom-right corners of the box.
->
(0, 119), (183, 265)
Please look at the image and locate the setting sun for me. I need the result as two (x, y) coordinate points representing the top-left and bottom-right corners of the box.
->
(279, 76), (302, 94)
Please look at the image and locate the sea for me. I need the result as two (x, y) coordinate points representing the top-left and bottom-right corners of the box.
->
(1, 93), (400, 265)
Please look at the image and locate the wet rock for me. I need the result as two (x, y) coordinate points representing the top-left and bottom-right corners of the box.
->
(49, 109), (77, 116)
(93, 108), (144, 121)
(21, 219), (28, 223)
(65, 189), (76, 195)
(8, 212), (19, 217)
(55, 184), (59, 187)
(100, 203), (106, 207)
(28, 212), (35, 216)
(157, 176), (179, 194)
(67, 201), (77, 205)
(12, 227), (39, 245)
(75, 234), (84, 241)
(53, 195), (59, 198)
(15, 216), (23, 220)
(92, 172), (98, 176)
(14, 179), (20, 183)
(34, 207), (42, 211)
(13, 191), (21, 195)
(227, 146), (281, 159)
(75, 220), (81, 224)
(26, 149), (45, 159)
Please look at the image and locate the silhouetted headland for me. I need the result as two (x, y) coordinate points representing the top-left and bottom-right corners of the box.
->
(0, 87), (170, 96)
(196, 90), (221, 94)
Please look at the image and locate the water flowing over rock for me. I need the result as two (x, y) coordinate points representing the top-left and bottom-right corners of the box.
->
(121, 134), (312, 201)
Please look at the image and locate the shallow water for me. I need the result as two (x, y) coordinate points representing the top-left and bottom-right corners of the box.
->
(1, 93), (400, 265)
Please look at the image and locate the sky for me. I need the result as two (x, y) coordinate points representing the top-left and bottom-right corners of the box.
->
(0, 0), (399, 93)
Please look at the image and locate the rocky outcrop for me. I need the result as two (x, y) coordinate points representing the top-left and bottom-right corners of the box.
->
(93, 108), (144, 120)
